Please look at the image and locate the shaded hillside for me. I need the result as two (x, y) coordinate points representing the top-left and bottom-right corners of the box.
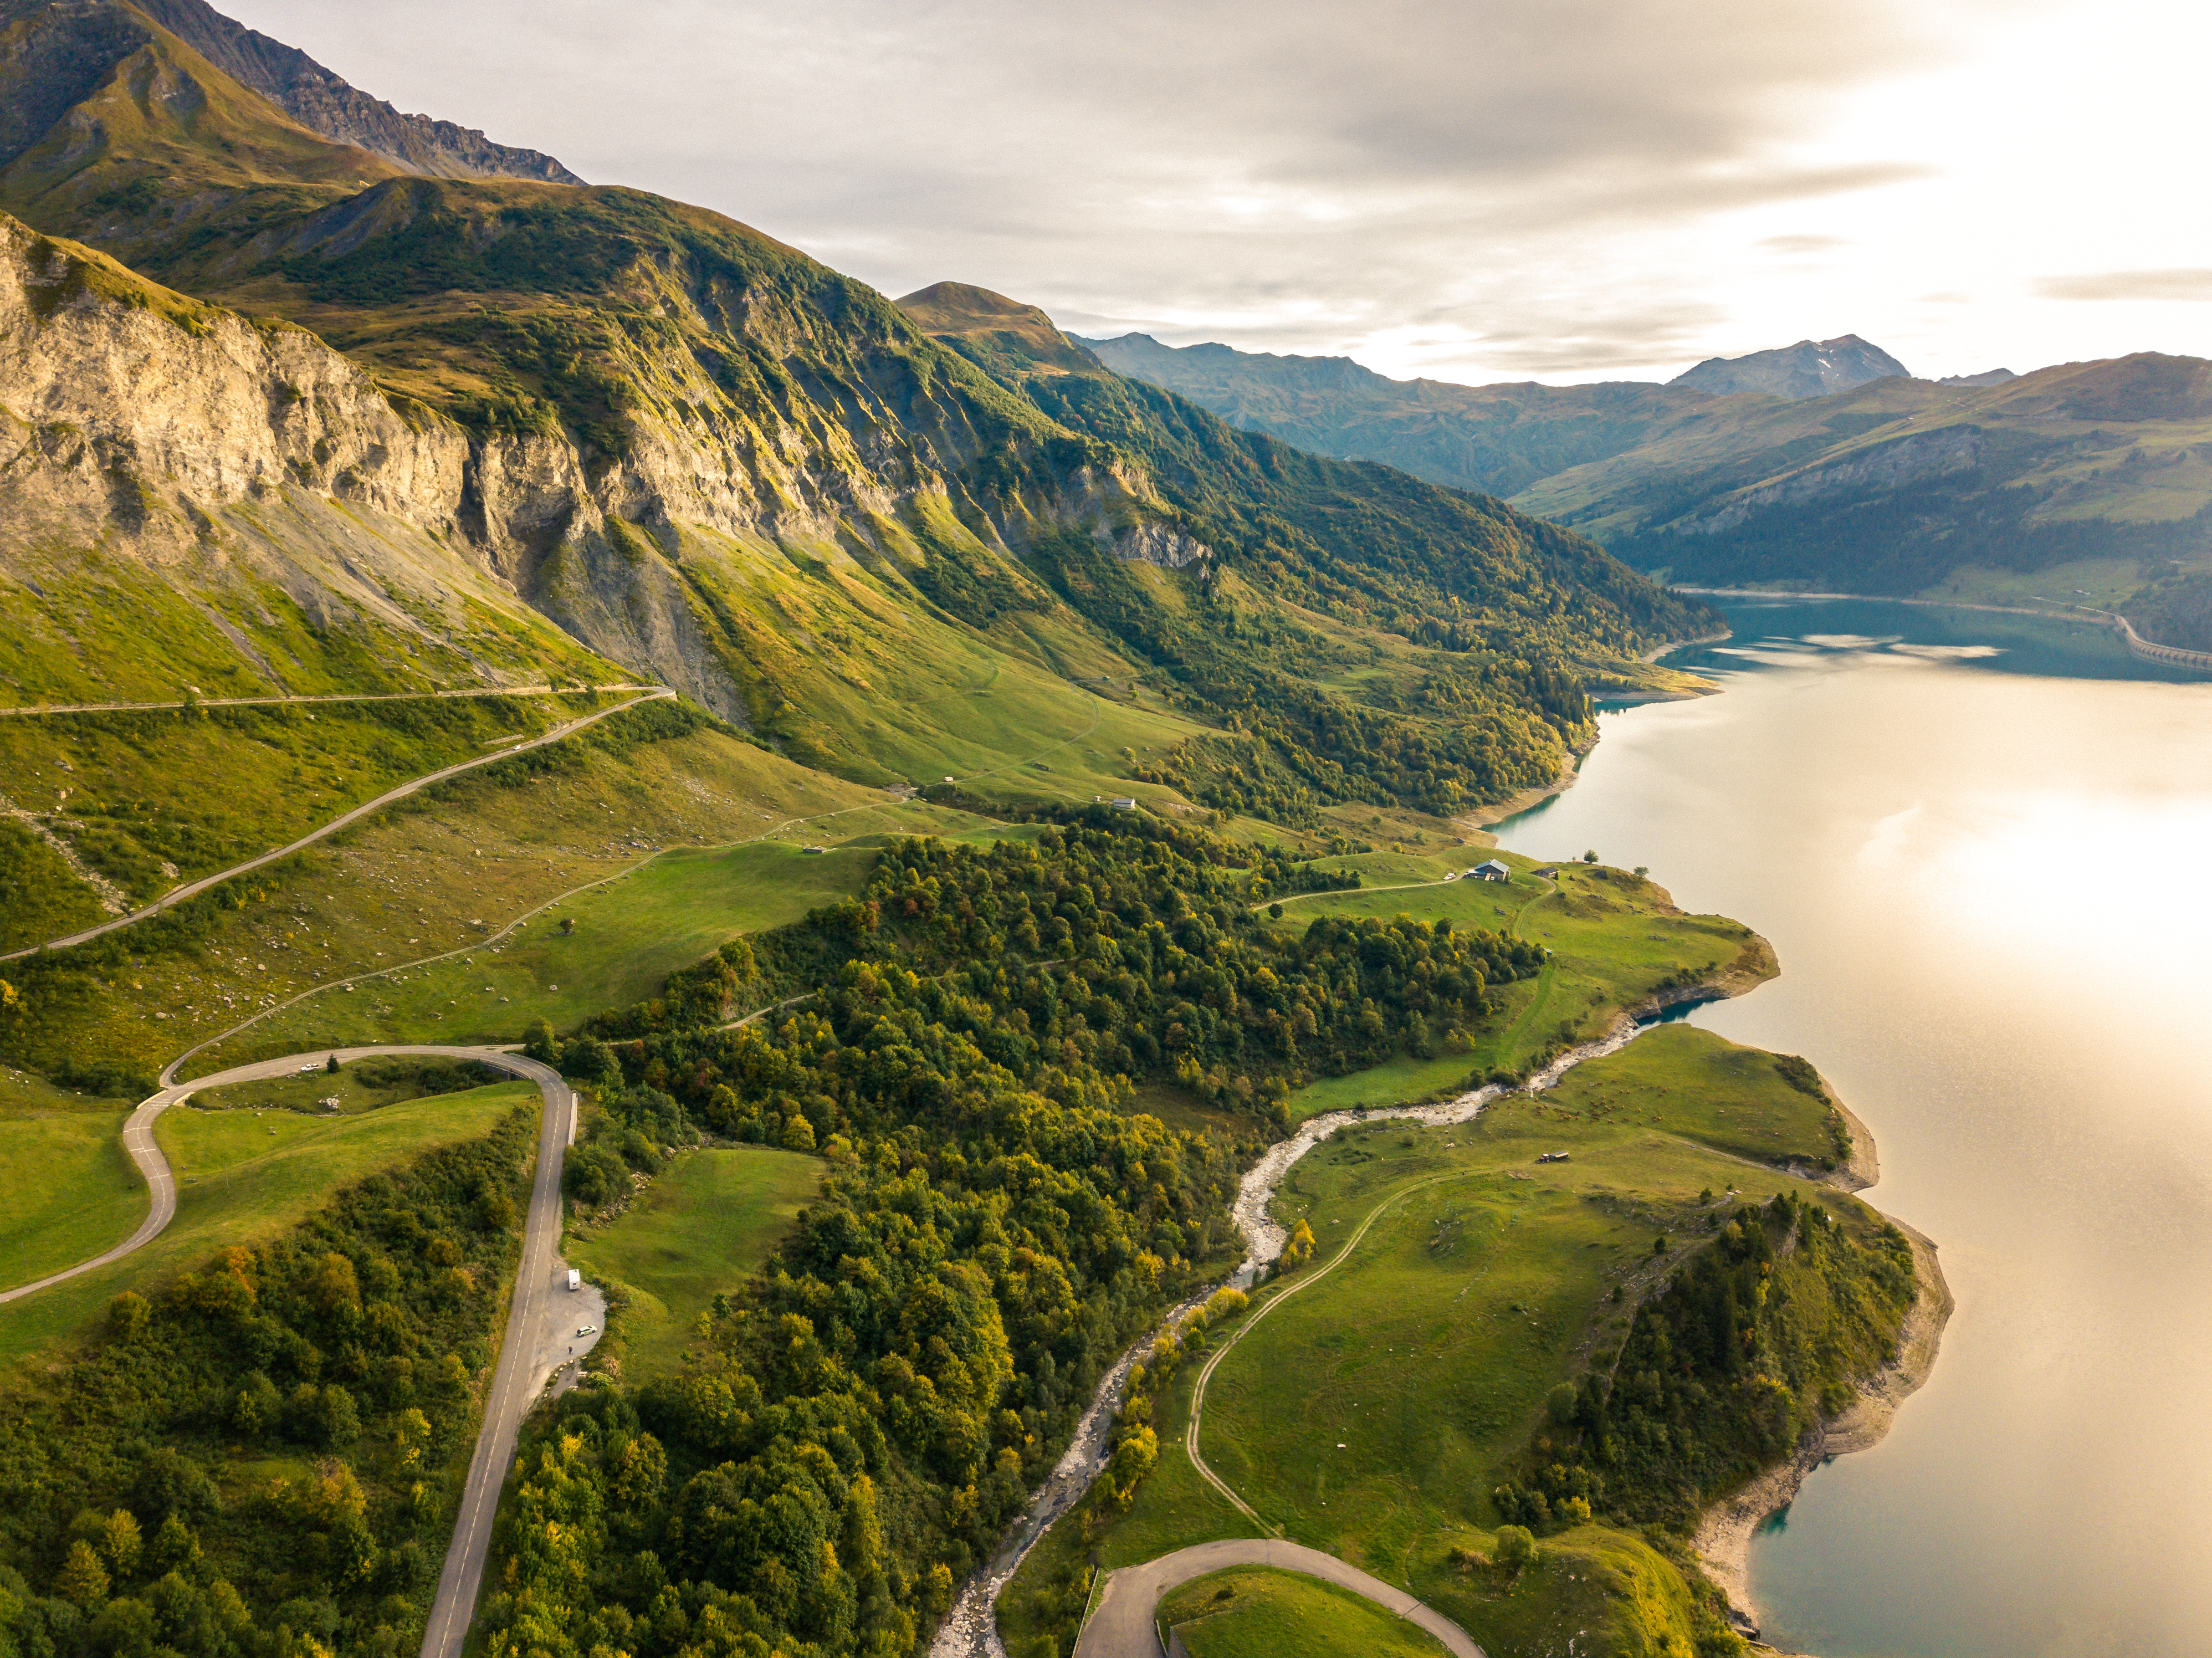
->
(1090, 331), (2212, 597)
(2123, 569), (2212, 652)
(907, 283), (1715, 816)
(1551, 355), (2212, 592)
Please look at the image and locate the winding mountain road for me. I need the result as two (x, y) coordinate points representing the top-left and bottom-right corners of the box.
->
(0, 1043), (581, 1658)
(2, 688), (674, 963)
(1074, 1538), (1482, 1658)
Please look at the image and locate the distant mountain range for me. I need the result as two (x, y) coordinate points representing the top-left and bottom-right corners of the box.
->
(1082, 331), (2212, 608)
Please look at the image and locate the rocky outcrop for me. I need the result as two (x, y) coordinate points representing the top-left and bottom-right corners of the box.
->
(0, 214), (1200, 717)
(1113, 519), (1209, 569)
(0, 217), (467, 531)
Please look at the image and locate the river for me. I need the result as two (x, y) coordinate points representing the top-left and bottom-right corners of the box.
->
(1491, 598), (2212, 1658)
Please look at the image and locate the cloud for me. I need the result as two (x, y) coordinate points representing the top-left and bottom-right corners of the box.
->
(229, 0), (1954, 381)
(1762, 233), (1851, 253)
(2034, 269), (2212, 301)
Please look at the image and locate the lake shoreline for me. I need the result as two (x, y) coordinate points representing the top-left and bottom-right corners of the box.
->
(1459, 753), (1585, 835)
(1691, 1112), (1955, 1650)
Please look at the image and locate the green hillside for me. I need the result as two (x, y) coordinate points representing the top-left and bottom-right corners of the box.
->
(0, 9), (1944, 1658)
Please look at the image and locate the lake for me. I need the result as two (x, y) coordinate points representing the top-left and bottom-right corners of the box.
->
(1493, 598), (2212, 1657)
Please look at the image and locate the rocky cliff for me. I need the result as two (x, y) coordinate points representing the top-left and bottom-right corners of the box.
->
(0, 213), (612, 701)
(0, 209), (1205, 721)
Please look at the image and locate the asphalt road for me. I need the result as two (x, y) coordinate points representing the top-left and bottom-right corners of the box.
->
(417, 1048), (578, 1658)
(0, 1042), (582, 1658)
(1, 688), (673, 963)
(1074, 1537), (1484, 1658)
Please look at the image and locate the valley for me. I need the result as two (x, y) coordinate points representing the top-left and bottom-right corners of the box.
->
(0, 7), (1984, 1658)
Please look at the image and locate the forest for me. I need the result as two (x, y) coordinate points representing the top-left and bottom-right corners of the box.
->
(0, 1106), (536, 1658)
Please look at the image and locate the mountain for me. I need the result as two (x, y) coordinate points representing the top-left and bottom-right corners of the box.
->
(1080, 331), (1723, 497)
(0, 0), (580, 182)
(1087, 332), (2212, 597)
(1667, 334), (1909, 400)
(0, 1), (1713, 828)
(1519, 353), (2212, 592)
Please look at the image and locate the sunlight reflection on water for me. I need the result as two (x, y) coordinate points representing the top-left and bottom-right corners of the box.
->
(1494, 600), (2212, 1658)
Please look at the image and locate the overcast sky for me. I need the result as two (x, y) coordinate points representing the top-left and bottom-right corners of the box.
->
(228, 0), (2211, 386)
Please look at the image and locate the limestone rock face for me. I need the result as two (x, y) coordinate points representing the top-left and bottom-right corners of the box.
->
(0, 214), (1189, 718)
(1113, 520), (1210, 569)
(0, 216), (466, 539)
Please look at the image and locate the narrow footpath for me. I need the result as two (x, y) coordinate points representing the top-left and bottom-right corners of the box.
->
(2, 688), (674, 963)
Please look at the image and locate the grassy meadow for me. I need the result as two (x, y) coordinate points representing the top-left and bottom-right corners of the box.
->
(1157, 1567), (1453, 1658)
(0, 692), (604, 948)
(223, 840), (886, 1061)
(1005, 1024), (1866, 1658)
(566, 1147), (821, 1380)
(1271, 852), (1768, 1120)
(0, 1079), (531, 1365)
(10, 720), (909, 1081)
(0, 1067), (141, 1297)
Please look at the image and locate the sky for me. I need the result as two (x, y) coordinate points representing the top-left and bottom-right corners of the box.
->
(227, 0), (2212, 387)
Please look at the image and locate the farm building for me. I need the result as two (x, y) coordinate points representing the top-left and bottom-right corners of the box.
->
(1472, 860), (1510, 881)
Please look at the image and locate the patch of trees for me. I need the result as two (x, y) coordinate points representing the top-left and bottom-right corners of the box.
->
(0, 1109), (536, 1658)
(574, 820), (1541, 1126)
(487, 817), (1545, 1658)
(481, 1029), (1246, 1658)
(1492, 1191), (1917, 1537)
(562, 1083), (705, 1209)
(2124, 567), (2212, 653)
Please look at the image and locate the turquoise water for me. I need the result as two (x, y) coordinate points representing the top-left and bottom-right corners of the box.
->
(1496, 601), (2212, 1657)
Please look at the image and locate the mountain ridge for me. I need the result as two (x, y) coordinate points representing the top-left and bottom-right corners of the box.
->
(1087, 330), (2212, 595)
(0, 0), (581, 182)
(0, 7), (1713, 820)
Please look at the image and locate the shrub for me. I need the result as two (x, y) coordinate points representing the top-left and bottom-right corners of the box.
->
(1493, 1525), (1537, 1574)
